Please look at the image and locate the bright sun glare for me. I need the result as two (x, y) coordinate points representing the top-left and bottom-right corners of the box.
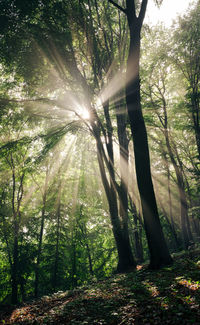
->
(78, 107), (90, 120)
(146, 0), (190, 27)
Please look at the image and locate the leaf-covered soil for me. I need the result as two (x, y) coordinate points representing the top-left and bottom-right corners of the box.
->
(1, 251), (200, 325)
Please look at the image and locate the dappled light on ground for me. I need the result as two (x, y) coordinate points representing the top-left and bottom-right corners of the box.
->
(1, 250), (200, 325)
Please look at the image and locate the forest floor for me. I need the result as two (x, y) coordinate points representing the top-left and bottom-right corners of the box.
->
(1, 250), (200, 325)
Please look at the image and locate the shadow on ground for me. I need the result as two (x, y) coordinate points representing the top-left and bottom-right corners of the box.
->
(1, 251), (200, 324)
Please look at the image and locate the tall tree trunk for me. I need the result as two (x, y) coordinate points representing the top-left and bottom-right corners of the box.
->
(148, 62), (193, 249)
(116, 97), (132, 247)
(79, 221), (94, 276)
(10, 157), (24, 304)
(164, 130), (191, 249)
(92, 96), (136, 272)
(115, 96), (137, 268)
(182, 171), (200, 239)
(34, 199), (46, 297)
(165, 155), (178, 246)
(34, 168), (49, 297)
(86, 241), (94, 276)
(156, 190), (180, 250)
(11, 221), (19, 304)
(191, 87), (200, 160)
(96, 130), (136, 271)
(129, 199), (144, 263)
(125, 1), (172, 269)
(71, 229), (77, 288)
(133, 212), (144, 263)
(19, 276), (26, 301)
(52, 185), (61, 292)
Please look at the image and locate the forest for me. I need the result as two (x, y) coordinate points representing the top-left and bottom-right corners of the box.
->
(0, 0), (200, 322)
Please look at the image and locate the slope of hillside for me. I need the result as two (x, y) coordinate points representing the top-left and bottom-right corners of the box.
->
(1, 250), (200, 325)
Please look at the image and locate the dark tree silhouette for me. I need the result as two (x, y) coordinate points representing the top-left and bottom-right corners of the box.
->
(108, 0), (172, 269)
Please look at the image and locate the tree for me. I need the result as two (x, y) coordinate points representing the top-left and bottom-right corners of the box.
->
(0, 103), (39, 303)
(108, 0), (172, 268)
(172, 0), (200, 160)
(33, 164), (50, 298)
(0, 0), (137, 272)
(141, 23), (200, 249)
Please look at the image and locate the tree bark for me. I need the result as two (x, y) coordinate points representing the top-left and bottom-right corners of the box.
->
(96, 134), (136, 271)
(129, 199), (144, 263)
(125, 0), (172, 268)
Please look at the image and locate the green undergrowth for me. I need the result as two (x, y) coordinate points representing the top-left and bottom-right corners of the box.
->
(1, 250), (200, 325)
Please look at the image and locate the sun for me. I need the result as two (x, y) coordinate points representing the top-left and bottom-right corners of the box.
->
(80, 108), (90, 120)
(76, 105), (91, 120)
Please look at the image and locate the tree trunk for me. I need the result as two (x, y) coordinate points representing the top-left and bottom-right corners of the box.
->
(164, 130), (191, 249)
(11, 225), (18, 304)
(86, 242), (94, 276)
(71, 230), (77, 288)
(96, 132), (136, 272)
(183, 173), (200, 239)
(34, 168), (49, 297)
(157, 191), (180, 250)
(125, 15), (172, 268)
(93, 97), (136, 272)
(191, 87), (200, 160)
(10, 160), (24, 304)
(52, 187), (61, 292)
(79, 221), (94, 276)
(19, 276), (26, 301)
(166, 155), (179, 247)
(34, 201), (46, 297)
(115, 97), (137, 269)
(129, 199), (144, 263)
(133, 212), (144, 263)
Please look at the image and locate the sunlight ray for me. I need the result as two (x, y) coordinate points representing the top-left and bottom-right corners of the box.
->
(31, 39), (91, 123)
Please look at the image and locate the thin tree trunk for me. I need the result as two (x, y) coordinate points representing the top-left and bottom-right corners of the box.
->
(34, 201), (46, 297)
(19, 276), (26, 301)
(116, 97), (132, 240)
(52, 186), (61, 292)
(129, 199), (144, 262)
(71, 230), (77, 288)
(35, 168), (49, 298)
(96, 133), (136, 271)
(164, 130), (191, 249)
(86, 242), (94, 276)
(166, 156), (178, 244)
(12, 225), (19, 304)
(133, 212), (144, 263)
(0, 191), (13, 270)
(10, 155), (24, 304)
(191, 87), (200, 160)
(115, 97), (137, 268)
(181, 170), (199, 239)
(79, 222), (94, 276)
(157, 191), (180, 250)
(93, 98), (136, 272)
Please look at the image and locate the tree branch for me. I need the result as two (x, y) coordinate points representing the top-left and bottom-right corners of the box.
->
(108, 0), (127, 14)
(138, 0), (148, 25)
